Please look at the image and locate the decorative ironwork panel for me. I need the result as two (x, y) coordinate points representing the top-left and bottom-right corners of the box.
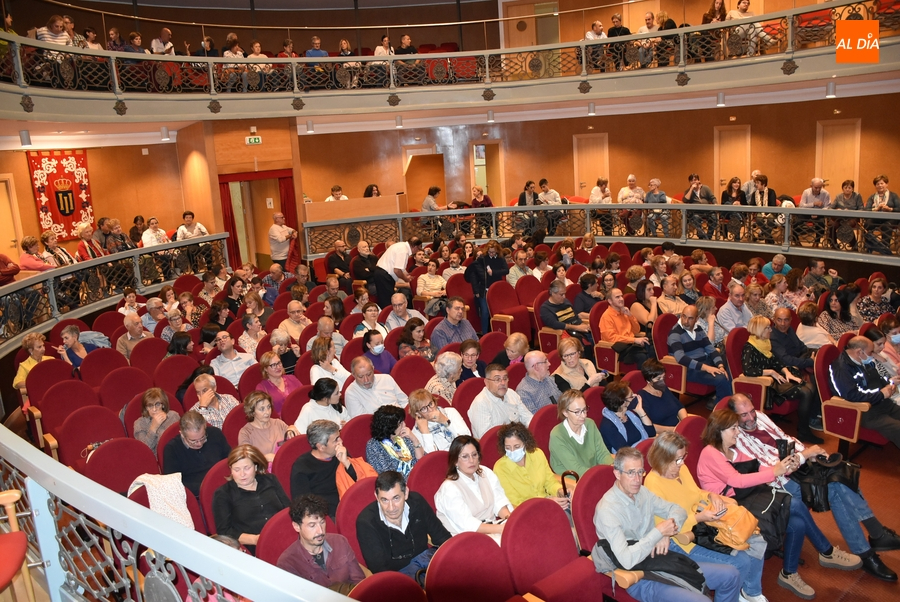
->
(0, 283), (51, 341)
(685, 31), (724, 64)
(115, 60), (155, 93)
(152, 61), (214, 94)
(875, 0), (900, 29)
(0, 457), (39, 555)
(793, 11), (836, 49)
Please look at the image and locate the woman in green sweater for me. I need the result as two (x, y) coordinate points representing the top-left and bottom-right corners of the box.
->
(549, 389), (613, 477)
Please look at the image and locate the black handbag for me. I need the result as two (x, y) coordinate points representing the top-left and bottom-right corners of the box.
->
(725, 459), (792, 556)
(691, 522), (735, 556)
(790, 456), (861, 513)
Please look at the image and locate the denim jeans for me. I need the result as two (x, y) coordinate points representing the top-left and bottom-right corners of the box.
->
(686, 366), (734, 401)
(688, 542), (764, 596)
(627, 543), (741, 602)
(826, 481), (874, 555)
(782, 479), (832, 573)
(475, 295), (490, 336)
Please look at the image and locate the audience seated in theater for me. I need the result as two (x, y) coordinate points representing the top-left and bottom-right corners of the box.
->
(210, 330), (257, 388)
(494, 421), (568, 509)
(277, 494), (364, 591)
(532, 250), (552, 280)
(150, 27), (175, 55)
(356, 470), (451, 577)
(430, 297), (477, 350)
(294, 378), (349, 435)
(858, 277), (894, 324)
(549, 389), (612, 477)
(803, 259), (843, 299)
(667, 305), (733, 403)
(465, 240), (508, 331)
(658, 275), (688, 315)
(161, 309), (193, 344)
(697, 409), (859, 600)
(600, 445), (742, 601)
(305, 317), (347, 358)
(309, 336), (351, 389)
(36, 15), (72, 47)
(542, 280), (593, 345)
(270, 328), (301, 376)
(238, 313), (266, 357)
(238, 391), (295, 461)
(352, 241), (378, 288)
(599, 288), (652, 367)
(552, 338), (606, 393)
(424, 352), (462, 401)
(142, 297), (166, 333)
(599, 380), (655, 454)
(631, 279), (661, 332)
(744, 283), (771, 319)
(795, 301), (835, 349)
(717, 282), (752, 344)
(163, 410), (231, 497)
(636, 359), (688, 431)
(318, 275), (348, 304)
(598, 271), (618, 299)
(417, 259), (447, 311)
(492, 332), (529, 369)
(573, 273), (603, 320)
(678, 270), (700, 305)
(765, 274), (796, 314)
(353, 302), (388, 339)
(729, 393), (900, 581)
(458, 339), (487, 384)
(13, 333), (52, 399)
(385, 293), (426, 332)
(516, 350), (563, 414)
(762, 254), (791, 280)
(198, 271), (221, 306)
(54, 324), (97, 369)
(290, 420), (359, 518)
(829, 336), (900, 450)
(878, 316), (900, 369)
(117, 313), (153, 360)
(280, 301), (311, 342)
(409, 389), (470, 454)
(468, 364), (533, 439)
(212, 444), (290, 554)
(190, 373), (240, 429)
(362, 329), (395, 375)
(345, 356), (408, 418)
(397, 317), (436, 362)
(435, 436), (512, 543)
(134, 388), (180, 455)
(623, 265), (646, 294)
(365, 405), (423, 477)
(702, 267), (728, 302)
(443, 252), (466, 281)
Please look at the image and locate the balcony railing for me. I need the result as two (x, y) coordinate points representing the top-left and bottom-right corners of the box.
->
(1, 0), (893, 97)
(301, 203), (900, 267)
(0, 233), (228, 344)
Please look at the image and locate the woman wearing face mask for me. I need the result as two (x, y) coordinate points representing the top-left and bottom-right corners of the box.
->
(435, 435), (512, 543)
(362, 329), (395, 374)
(637, 359), (688, 432)
(879, 316), (900, 369)
(494, 422), (569, 510)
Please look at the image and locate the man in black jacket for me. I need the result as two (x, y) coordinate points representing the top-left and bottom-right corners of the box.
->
(464, 240), (508, 334)
(356, 471), (451, 578)
(162, 410), (230, 497)
(770, 307), (822, 442)
(828, 336), (900, 449)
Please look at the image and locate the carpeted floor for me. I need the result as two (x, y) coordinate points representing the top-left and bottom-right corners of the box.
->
(686, 398), (900, 602)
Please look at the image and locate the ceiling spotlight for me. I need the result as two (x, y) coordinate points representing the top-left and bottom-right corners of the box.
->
(160, 126), (170, 141)
(396, 116), (403, 128)
(19, 130), (32, 148)
(487, 110), (495, 123)
(826, 81), (836, 99)
(306, 120), (314, 134)
(717, 92), (725, 107)
(588, 102), (596, 116)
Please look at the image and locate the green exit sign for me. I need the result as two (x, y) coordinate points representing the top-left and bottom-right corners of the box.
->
(245, 136), (262, 145)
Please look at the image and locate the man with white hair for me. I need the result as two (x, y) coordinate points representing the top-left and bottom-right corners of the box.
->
(344, 357), (408, 418)
(516, 351), (562, 414)
(139, 297), (164, 333)
(799, 178), (831, 243)
(189, 373), (240, 429)
(305, 316), (347, 359)
(280, 300), (312, 342)
(762, 254), (791, 280)
(116, 312), (153, 359)
(269, 213), (297, 270)
(741, 170), (762, 199)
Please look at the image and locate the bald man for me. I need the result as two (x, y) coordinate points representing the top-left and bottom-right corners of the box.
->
(327, 239), (353, 293)
(305, 316), (347, 359)
(515, 351), (562, 414)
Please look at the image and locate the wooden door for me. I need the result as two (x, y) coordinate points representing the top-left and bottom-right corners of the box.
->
(484, 143), (504, 205)
(504, 3), (537, 49)
(573, 134), (610, 199)
(816, 119), (860, 192)
(714, 125), (751, 191)
(0, 175), (23, 257)
(405, 154), (446, 209)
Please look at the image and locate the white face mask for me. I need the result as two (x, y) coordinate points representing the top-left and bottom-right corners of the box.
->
(505, 447), (526, 463)
(372, 344), (385, 355)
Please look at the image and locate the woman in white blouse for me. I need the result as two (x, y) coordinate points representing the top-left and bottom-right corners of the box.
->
(409, 389), (469, 453)
(294, 377), (349, 435)
(435, 436), (513, 543)
(309, 336), (351, 389)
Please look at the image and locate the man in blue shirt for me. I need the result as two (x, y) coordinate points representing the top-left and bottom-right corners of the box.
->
(305, 36), (328, 68)
(430, 297), (477, 351)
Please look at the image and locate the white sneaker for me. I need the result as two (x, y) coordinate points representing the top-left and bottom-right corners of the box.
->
(740, 590), (769, 602)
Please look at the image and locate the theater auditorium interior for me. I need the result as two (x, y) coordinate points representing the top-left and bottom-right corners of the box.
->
(0, 0), (899, 600)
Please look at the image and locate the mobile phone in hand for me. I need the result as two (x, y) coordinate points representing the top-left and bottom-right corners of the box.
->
(714, 507), (727, 518)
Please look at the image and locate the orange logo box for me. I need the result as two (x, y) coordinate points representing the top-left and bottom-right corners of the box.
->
(836, 20), (879, 63)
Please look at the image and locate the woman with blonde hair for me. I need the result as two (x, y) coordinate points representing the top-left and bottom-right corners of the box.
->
(256, 350), (302, 414)
(211, 444), (290, 552)
(678, 271), (700, 305)
(309, 336), (350, 389)
(694, 295), (717, 340)
(744, 283), (771, 318)
(764, 274), (794, 313)
(491, 332), (529, 368)
(238, 391), (294, 460)
(243, 290), (273, 329)
(410, 389), (470, 453)
(13, 333), (53, 398)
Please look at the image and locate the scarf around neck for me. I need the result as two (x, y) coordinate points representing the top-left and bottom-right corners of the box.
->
(747, 335), (772, 358)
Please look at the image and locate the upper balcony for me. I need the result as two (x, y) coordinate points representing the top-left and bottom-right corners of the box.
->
(2, 0), (899, 127)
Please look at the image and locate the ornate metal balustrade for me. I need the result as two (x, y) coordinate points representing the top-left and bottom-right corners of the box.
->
(0, 1), (890, 97)
(0, 425), (348, 602)
(302, 203), (900, 268)
(0, 233), (228, 343)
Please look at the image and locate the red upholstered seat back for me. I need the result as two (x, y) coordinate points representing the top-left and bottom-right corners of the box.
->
(571, 464), (616, 552)
(424, 532), (516, 602)
(407, 450), (450, 511)
(335, 476), (377, 567)
(85, 438), (159, 494)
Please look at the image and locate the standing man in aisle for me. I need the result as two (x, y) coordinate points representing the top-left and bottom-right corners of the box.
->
(269, 212), (297, 270)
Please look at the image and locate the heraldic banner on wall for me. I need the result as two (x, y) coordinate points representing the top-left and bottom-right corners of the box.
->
(27, 149), (95, 242)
